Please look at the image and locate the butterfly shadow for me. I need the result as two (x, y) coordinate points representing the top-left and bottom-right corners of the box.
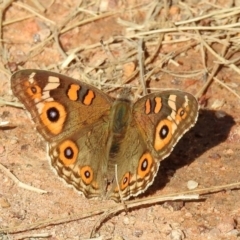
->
(141, 109), (235, 198)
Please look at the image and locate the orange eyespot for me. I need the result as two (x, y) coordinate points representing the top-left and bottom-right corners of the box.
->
(176, 107), (188, 122)
(79, 166), (94, 185)
(40, 101), (67, 135)
(154, 119), (173, 151)
(58, 140), (78, 166)
(24, 80), (42, 99)
(120, 172), (131, 190)
(137, 153), (153, 178)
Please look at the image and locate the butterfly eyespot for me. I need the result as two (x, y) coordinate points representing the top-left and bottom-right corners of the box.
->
(80, 166), (93, 184)
(120, 172), (131, 190)
(25, 82), (42, 99)
(137, 153), (153, 178)
(141, 159), (148, 171)
(180, 108), (185, 115)
(159, 125), (169, 139)
(123, 177), (128, 184)
(154, 119), (173, 151)
(47, 107), (60, 122)
(30, 86), (37, 93)
(40, 101), (67, 135)
(58, 140), (78, 166)
(175, 106), (189, 123)
(178, 107), (187, 119)
(64, 146), (74, 159)
(85, 171), (90, 178)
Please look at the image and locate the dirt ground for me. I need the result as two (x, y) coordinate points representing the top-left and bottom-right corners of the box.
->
(1, 0), (240, 239)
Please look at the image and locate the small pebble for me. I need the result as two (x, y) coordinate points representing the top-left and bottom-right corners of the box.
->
(184, 212), (192, 218)
(224, 149), (234, 155)
(209, 227), (221, 236)
(99, 0), (108, 12)
(208, 153), (221, 160)
(160, 223), (172, 235)
(211, 99), (225, 109)
(10, 139), (18, 145)
(0, 197), (11, 208)
(33, 28), (51, 43)
(164, 34), (172, 41)
(123, 216), (135, 225)
(105, 222), (115, 234)
(227, 229), (240, 236)
(134, 229), (143, 238)
(170, 229), (185, 240)
(187, 180), (198, 190)
(215, 110), (226, 119)
(112, 235), (124, 240)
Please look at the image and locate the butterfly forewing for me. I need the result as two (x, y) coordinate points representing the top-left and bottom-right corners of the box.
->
(11, 70), (113, 142)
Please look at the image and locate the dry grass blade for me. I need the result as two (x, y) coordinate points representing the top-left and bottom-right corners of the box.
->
(3, 15), (34, 26)
(126, 23), (240, 39)
(181, 2), (208, 74)
(0, 0), (15, 50)
(13, 2), (55, 25)
(0, 163), (47, 194)
(29, 0), (46, 12)
(213, 77), (240, 100)
(175, 6), (240, 25)
(60, 11), (116, 35)
(196, 22), (237, 98)
(12, 232), (51, 240)
(0, 121), (9, 127)
(0, 98), (23, 108)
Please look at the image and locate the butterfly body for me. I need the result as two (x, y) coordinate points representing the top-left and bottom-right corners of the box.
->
(11, 69), (199, 202)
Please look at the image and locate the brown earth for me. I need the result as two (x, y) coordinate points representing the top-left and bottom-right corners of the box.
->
(1, 1), (240, 240)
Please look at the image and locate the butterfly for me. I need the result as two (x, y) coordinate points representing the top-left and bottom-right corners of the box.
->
(11, 69), (198, 201)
